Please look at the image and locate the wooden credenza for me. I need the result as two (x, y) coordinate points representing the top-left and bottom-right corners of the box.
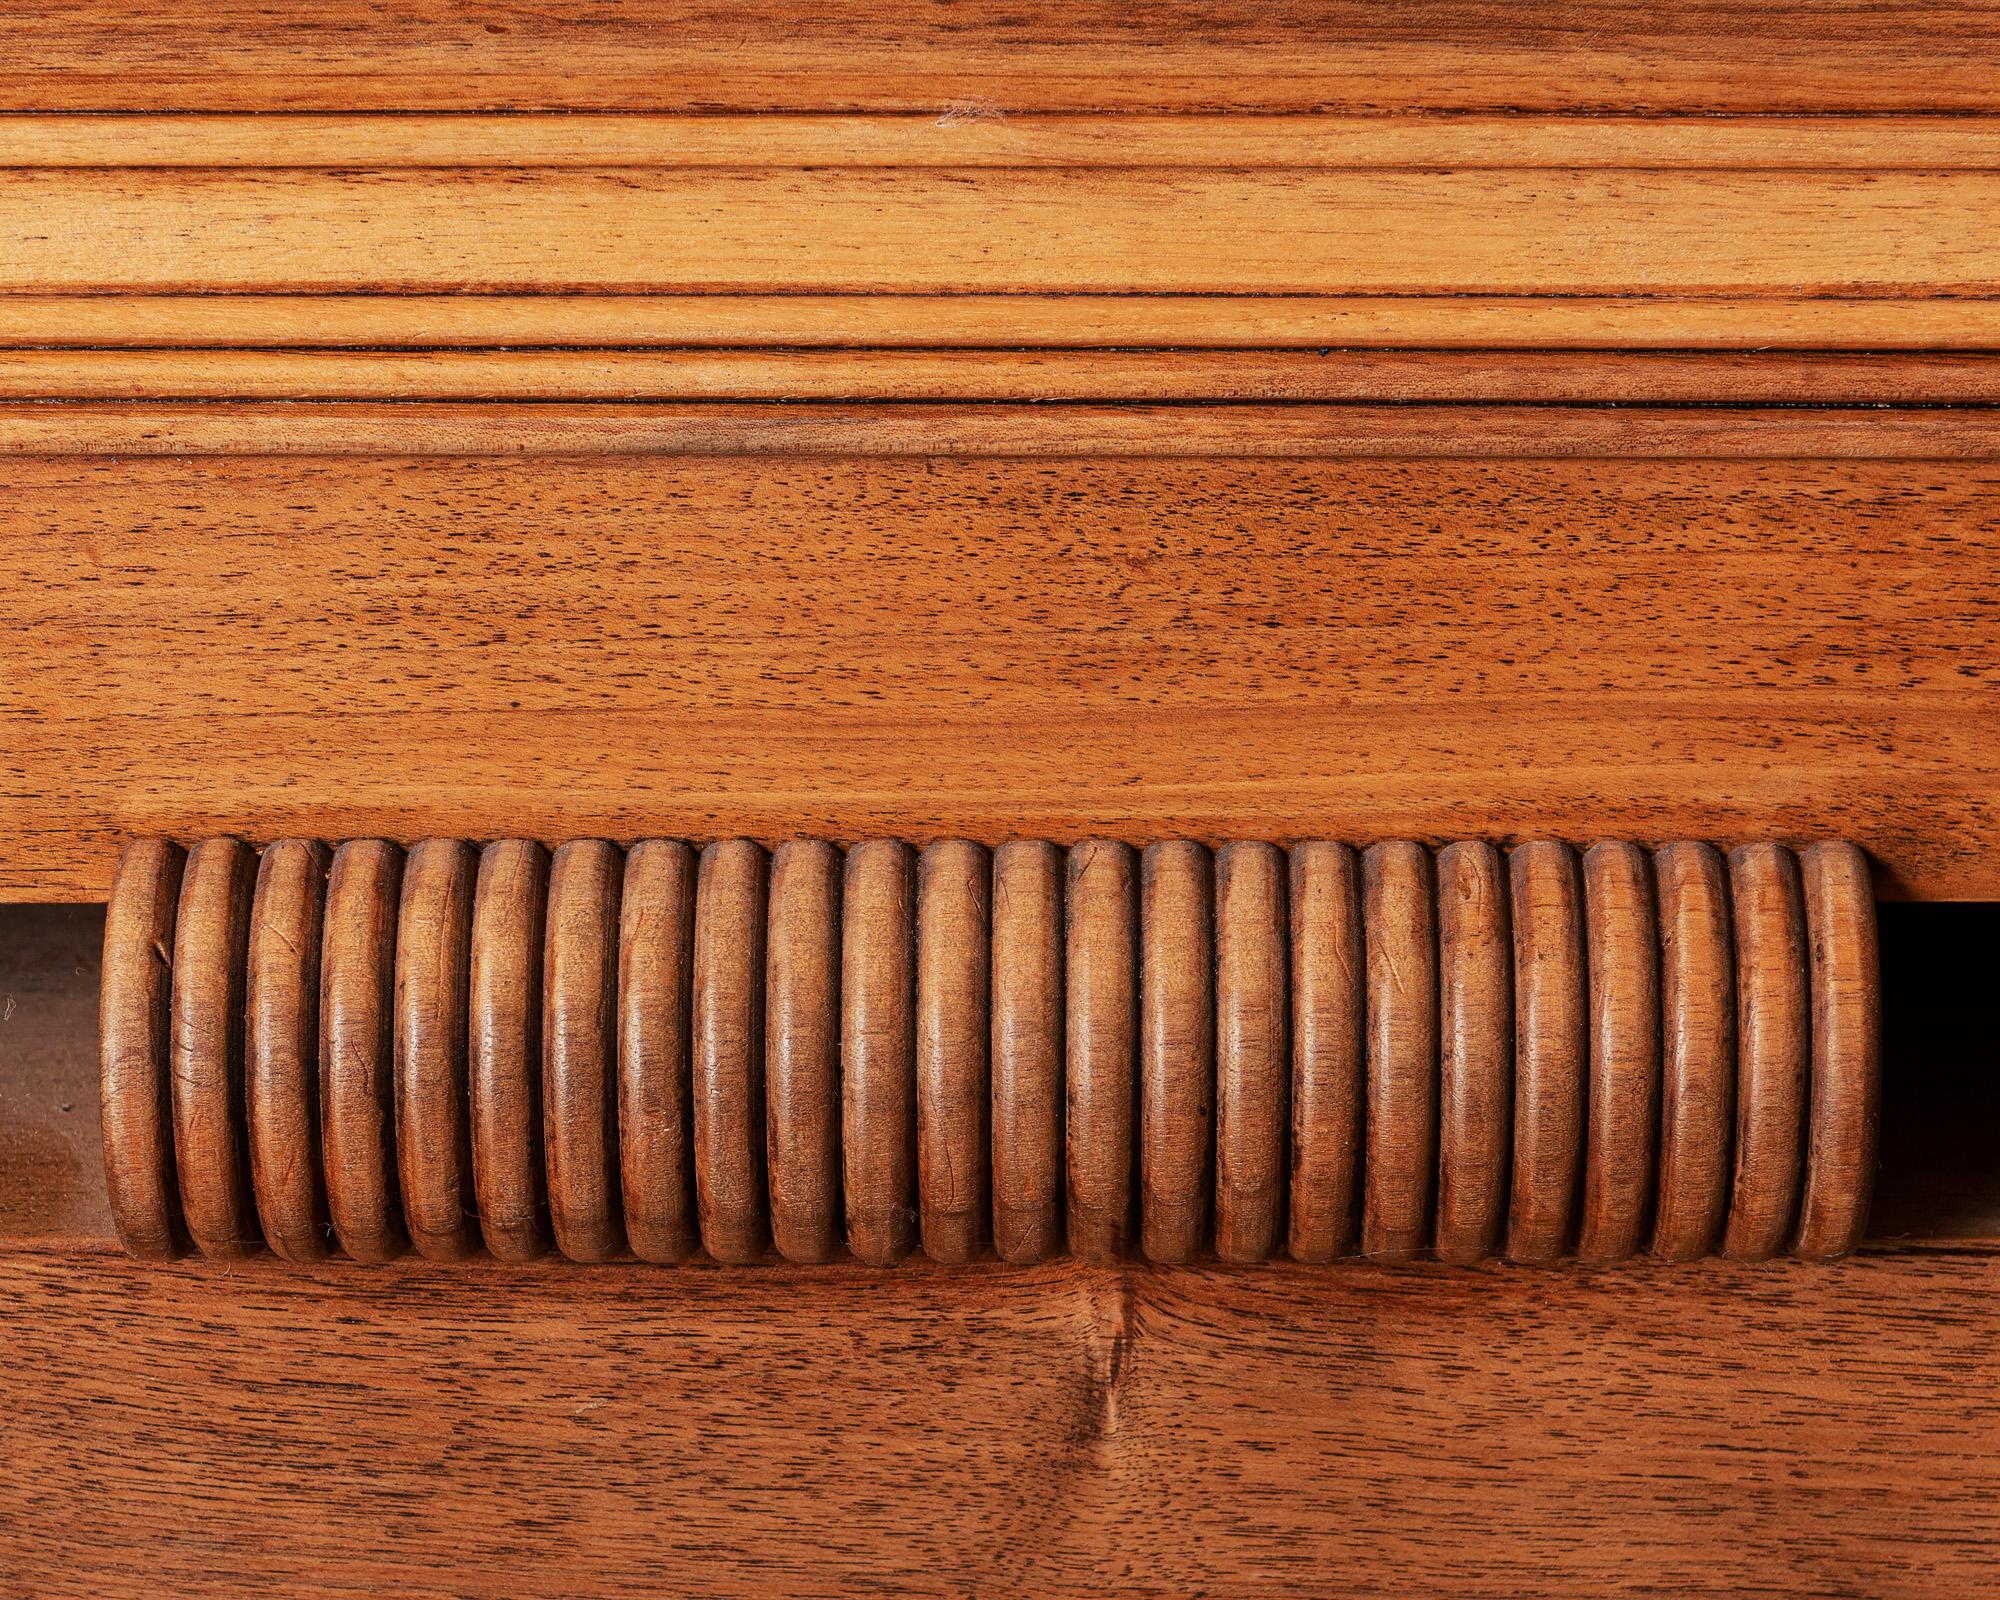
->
(2, 5), (1997, 1594)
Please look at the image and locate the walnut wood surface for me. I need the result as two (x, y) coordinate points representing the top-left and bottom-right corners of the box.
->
(468, 839), (549, 1262)
(2, 2), (1994, 112)
(1651, 842), (1736, 1261)
(915, 841), (989, 1263)
(1724, 843), (1811, 1261)
(1578, 841), (1661, 1264)
(318, 839), (405, 1262)
(543, 841), (624, 1262)
(617, 839), (699, 1263)
(3, 1249), (1998, 1598)
(765, 840), (843, 1263)
(989, 840), (1064, 1264)
(1506, 842), (1587, 1264)
(168, 836), (256, 1258)
(112, 832), (1879, 1267)
(96, 837), (185, 1257)
(243, 838), (332, 1262)
(841, 838), (917, 1265)
(1138, 841), (1213, 1265)
(1435, 841), (1512, 1266)
(9, 448), (1997, 905)
(1286, 842), (1364, 1264)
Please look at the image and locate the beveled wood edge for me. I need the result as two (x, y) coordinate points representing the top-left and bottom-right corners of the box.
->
(9, 402), (2000, 457)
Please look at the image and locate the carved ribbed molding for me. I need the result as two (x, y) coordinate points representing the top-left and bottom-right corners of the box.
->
(100, 835), (1879, 1267)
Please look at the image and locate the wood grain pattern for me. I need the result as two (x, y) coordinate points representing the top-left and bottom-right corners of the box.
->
(243, 838), (332, 1263)
(5, 1248), (1999, 1598)
(989, 840), (1064, 1264)
(765, 840), (843, 1263)
(1578, 842), (1662, 1264)
(1796, 841), (1882, 1262)
(1286, 842), (1363, 1263)
(29, 349), (2000, 404)
(1724, 843), (1811, 1261)
(1360, 842), (1437, 1263)
(10, 293), (2000, 350)
(318, 840), (406, 1262)
(108, 830), (1878, 1267)
(2, 1), (1994, 112)
(392, 838), (478, 1262)
(468, 839), (549, 1263)
(1651, 842), (1736, 1262)
(1507, 842), (1586, 1265)
(4, 169), (1993, 297)
(616, 840), (698, 1264)
(168, 836), (256, 1258)
(842, 838), (917, 1265)
(8, 449), (1998, 905)
(18, 112), (2000, 168)
(1066, 841), (1138, 1263)
(692, 840), (768, 1264)
(915, 841), (989, 1263)
(97, 838), (185, 1257)
(1213, 841), (1288, 1263)
(13, 402), (2000, 460)
(1435, 840), (1511, 1266)
(1138, 841), (1213, 1265)
(543, 840), (624, 1262)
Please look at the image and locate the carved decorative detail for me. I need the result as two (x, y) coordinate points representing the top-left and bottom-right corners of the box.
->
(100, 834), (1879, 1267)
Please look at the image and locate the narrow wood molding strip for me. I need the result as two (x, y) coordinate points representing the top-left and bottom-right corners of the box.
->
(11, 401), (2000, 458)
(12, 113), (2000, 169)
(10, 295), (2000, 350)
(100, 835), (1881, 1269)
(2, 2), (1995, 113)
(13, 349), (2000, 404)
(4, 169), (1994, 296)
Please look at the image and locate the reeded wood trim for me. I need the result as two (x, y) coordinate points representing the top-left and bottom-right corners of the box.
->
(102, 834), (1881, 1268)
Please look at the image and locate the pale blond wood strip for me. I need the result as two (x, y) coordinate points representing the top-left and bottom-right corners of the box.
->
(7, 294), (2000, 350)
(1, 2), (1996, 113)
(0, 170), (1995, 295)
(8, 349), (2000, 403)
(6, 402), (2000, 458)
(12, 113), (2000, 169)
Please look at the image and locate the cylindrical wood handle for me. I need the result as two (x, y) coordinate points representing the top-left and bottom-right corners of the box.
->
(100, 835), (1880, 1267)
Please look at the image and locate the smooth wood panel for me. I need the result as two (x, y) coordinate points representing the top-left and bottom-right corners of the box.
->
(15, 113), (2000, 168)
(4, 451), (1995, 902)
(10, 402), (2000, 458)
(9, 294), (2000, 350)
(0, 1248), (1997, 1596)
(2, 169), (1995, 295)
(13, 349), (2000, 404)
(1, 2), (1995, 112)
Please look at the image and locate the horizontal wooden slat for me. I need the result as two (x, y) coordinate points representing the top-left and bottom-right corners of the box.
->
(4, 451), (1995, 901)
(8, 294), (2000, 351)
(7, 402), (2000, 459)
(2, 2), (1996, 113)
(3, 169), (1996, 295)
(12, 112), (2000, 169)
(3, 1247), (1997, 1596)
(8, 349), (2000, 403)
